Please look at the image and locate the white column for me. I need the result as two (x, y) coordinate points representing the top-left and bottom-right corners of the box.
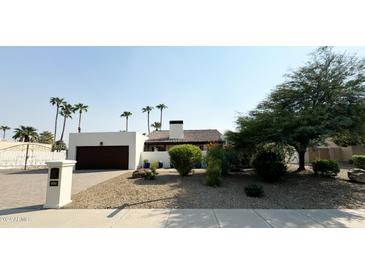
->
(44, 160), (76, 209)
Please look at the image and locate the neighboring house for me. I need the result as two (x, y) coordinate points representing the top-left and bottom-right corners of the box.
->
(68, 120), (224, 170)
(145, 120), (224, 151)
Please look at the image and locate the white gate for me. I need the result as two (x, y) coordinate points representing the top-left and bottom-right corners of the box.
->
(0, 144), (66, 169)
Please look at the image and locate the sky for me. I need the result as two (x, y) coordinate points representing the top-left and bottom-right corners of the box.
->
(1, 46), (365, 143)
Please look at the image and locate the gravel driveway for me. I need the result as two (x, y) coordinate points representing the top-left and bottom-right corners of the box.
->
(67, 168), (365, 209)
(0, 169), (129, 210)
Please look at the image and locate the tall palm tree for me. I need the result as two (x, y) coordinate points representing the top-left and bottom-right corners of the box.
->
(13, 126), (38, 142)
(121, 111), (132, 132)
(59, 103), (74, 142)
(156, 104), (168, 129)
(50, 97), (65, 144)
(151, 122), (161, 131)
(142, 106), (154, 135)
(1, 126), (11, 139)
(73, 103), (89, 133)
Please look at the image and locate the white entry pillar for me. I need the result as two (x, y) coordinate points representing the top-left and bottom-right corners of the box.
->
(44, 160), (77, 209)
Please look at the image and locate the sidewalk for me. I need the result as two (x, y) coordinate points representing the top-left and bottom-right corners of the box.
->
(2, 208), (365, 228)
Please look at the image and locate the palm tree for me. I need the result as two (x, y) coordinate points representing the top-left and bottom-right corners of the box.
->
(151, 122), (161, 131)
(13, 126), (38, 142)
(1, 126), (11, 139)
(50, 97), (65, 144)
(38, 131), (54, 144)
(73, 103), (89, 133)
(59, 103), (74, 142)
(156, 104), (168, 129)
(142, 106), (154, 135)
(121, 111), (132, 132)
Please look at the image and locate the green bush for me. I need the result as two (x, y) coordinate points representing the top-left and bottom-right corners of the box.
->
(244, 184), (264, 198)
(251, 143), (287, 182)
(352, 155), (365, 169)
(150, 161), (159, 174)
(312, 160), (340, 177)
(52, 140), (67, 151)
(206, 159), (222, 187)
(169, 145), (202, 176)
(145, 171), (156, 180)
(205, 144), (239, 175)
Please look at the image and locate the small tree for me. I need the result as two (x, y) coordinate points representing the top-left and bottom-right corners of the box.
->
(169, 145), (202, 176)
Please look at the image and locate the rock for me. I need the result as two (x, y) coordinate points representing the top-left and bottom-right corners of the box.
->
(132, 168), (151, 178)
(348, 168), (365, 183)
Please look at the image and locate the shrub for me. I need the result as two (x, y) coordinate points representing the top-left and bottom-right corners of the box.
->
(352, 155), (365, 169)
(169, 145), (202, 176)
(52, 140), (67, 151)
(251, 143), (287, 182)
(205, 144), (239, 175)
(312, 160), (340, 177)
(244, 184), (264, 198)
(206, 159), (222, 187)
(150, 161), (159, 174)
(145, 171), (156, 180)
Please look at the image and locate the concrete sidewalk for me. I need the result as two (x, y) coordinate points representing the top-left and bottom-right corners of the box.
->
(2, 208), (365, 228)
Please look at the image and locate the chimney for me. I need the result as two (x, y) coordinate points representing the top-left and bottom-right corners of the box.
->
(169, 120), (184, 139)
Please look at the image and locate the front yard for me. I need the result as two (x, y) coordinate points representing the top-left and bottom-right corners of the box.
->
(66, 166), (365, 209)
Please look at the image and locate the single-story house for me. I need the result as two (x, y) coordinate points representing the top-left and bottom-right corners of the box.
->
(68, 120), (224, 170)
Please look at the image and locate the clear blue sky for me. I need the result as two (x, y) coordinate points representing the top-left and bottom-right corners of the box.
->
(1, 47), (365, 142)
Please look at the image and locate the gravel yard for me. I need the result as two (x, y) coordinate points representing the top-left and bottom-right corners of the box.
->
(66, 166), (365, 209)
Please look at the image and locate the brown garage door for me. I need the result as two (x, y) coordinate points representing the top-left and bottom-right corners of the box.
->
(76, 146), (129, 170)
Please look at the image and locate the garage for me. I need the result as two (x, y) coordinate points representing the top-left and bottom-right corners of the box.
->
(76, 146), (129, 170)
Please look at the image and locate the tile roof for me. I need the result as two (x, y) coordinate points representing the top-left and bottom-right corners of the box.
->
(145, 129), (224, 144)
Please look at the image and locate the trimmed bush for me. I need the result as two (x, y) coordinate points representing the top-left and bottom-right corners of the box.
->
(352, 155), (365, 169)
(251, 144), (287, 182)
(312, 160), (340, 177)
(150, 161), (159, 174)
(169, 145), (202, 176)
(206, 159), (222, 187)
(245, 184), (264, 198)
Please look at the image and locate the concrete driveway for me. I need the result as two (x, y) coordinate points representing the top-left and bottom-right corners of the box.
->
(0, 169), (130, 210)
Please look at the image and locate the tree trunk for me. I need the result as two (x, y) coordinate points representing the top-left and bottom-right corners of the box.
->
(60, 116), (67, 141)
(78, 111), (82, 133)
(126, 118), (128, 132)
(147, 112), (150, 135)
(160, 110), (163, 129)
(2, 130), (5, 139)
(53, 107), (59, 144)
(297, 149), (306, 171)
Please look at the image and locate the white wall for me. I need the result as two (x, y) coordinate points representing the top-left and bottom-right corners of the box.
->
(68, 132), (147, 170)
(0, 151), (66, 169)
(140, 151), (207, 168)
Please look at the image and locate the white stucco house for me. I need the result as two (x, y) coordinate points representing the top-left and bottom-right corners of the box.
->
(68, 121), (224, 170)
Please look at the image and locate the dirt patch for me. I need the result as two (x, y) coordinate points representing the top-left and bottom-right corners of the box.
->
(65, 168), (365, 209)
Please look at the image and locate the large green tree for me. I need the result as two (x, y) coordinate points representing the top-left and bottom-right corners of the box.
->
(227, 47), (365, 171)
